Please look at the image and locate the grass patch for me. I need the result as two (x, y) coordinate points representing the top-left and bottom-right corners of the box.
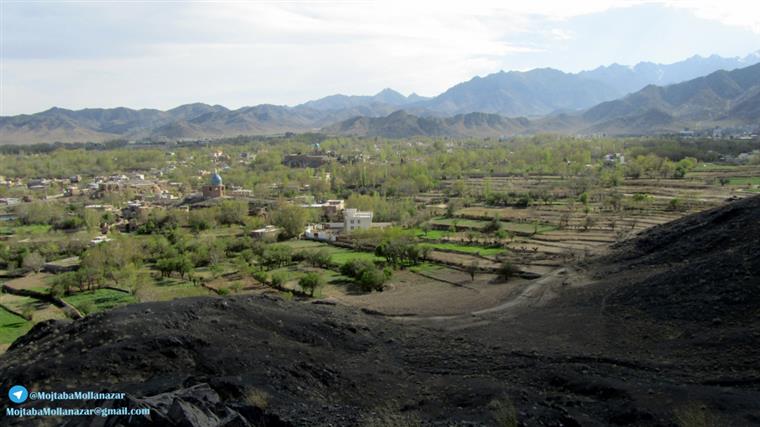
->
(4, 273), (52, 293)
(138, 279), (211, 301)
(428, 217), (554, 234)
(198, 225), (244, 239)
(329, 249), (384, 264)
(0, 224), (52, 235)
(728, 176), (760, 186)
(414, 229), (450, 240)
(63, 289), (137, 314)
(0, 309), (32, 344)
(281, 240), (384, 264)
(422, 242), (506, 256)
(279, 240), (328, 249)
(430, 217), (489, 230)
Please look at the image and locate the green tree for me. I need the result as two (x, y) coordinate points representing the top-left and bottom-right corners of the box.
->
(271, 272), (288, 289)
(22, 251), (45, 273)
(218, 200), (248, 226)
(189, 208), (217, 231)
(466, 260), (479, 281)
(271, 203), (308, 239)
(302, 249), (332, 268)
(358, 267), (387, 292)
(483, 216), (502, 234)
(497, 261), (516, 281)
(299, 272), (324, 296)
(262, 245), (293, 270)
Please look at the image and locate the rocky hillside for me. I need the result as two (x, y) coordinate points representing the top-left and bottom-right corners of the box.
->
(322, 110), (531, 138)
(414, 68), (620, 117)
(601, 194), (760, 323)
(583, 63), (760, 133)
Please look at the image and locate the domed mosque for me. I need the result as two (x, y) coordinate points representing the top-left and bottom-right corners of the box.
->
(202, 170), (225, 199)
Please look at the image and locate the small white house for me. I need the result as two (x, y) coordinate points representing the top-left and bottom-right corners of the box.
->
(304, 224), (338, 242)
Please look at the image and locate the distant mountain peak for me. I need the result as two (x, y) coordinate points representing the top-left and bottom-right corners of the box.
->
(375, 88), (403, 96)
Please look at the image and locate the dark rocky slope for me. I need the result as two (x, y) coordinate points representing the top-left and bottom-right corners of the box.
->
(603, 194), (760, 322)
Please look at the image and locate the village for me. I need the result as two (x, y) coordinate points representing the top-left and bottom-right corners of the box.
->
(1, 135), (760, 352)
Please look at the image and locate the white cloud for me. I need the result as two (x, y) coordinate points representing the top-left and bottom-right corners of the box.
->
(1, 1), (759, 114)
(664, 0), (760, 33)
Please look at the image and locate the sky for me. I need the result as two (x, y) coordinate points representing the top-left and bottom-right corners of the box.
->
(2, 0), (760, 115)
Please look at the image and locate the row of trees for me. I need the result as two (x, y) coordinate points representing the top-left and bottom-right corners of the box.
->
(374, 239), (431, 267)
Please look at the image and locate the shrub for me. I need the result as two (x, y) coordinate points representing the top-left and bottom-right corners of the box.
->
(497, 261), (517, 281)
(341, 259), (389, 292)
(21, 305), (34, 321)
(668, 198), (682, 211)
(673, 403), (723, 427)
(466, 260), (479, 281)
(488, 397), (517, 427)
(299, 272), (324, 297)
(245, 389), (269, 409)
(358, 267), (386, 292)
(252, 269), (268, 284)
(483, 216), (502, 234)
(78, 300), (95, 316)
(340, 259), (375, 278)
(229, 282), (243, 293)
(302, 248), (333, 268)
(271, 272), (288, 288)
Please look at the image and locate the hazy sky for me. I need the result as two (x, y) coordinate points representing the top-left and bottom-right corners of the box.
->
(2, 0), (760, 115)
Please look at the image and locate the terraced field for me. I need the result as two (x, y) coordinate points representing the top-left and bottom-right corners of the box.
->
(422, 166), (760, 273)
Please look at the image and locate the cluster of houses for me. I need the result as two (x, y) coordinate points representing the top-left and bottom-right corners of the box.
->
(304, 208), (375, 241)
(678, 126), (759, 140)
(721, 150), (760, 165)
(3, 155), (387, 243)
(301, 198), (380, 241)
(603, 153), (626, 164)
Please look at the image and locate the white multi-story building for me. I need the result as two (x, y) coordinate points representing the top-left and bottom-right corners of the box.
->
(343, 208), (372, 232)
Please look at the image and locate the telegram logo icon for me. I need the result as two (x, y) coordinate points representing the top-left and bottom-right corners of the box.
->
(9, 385), (28, 403)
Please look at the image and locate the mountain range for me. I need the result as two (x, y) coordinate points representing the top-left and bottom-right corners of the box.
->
(1, 52), (759, 144)
(304, 51), (760, 117)
(329, 63), (760, 137)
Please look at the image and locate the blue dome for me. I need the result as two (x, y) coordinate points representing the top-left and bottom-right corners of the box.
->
(210, 172), (223, 186)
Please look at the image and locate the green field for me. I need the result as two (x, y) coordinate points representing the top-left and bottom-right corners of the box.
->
(0, 308), (32, 344)
(63, 289), (137, 314)
(0, 295), (35, 313)
(281, 240), (385, 264)
(279, 240), (326, 249)
(0, 224), (52, 235)
(728, 176), (760, 186)
(422, 242), (506, 256)
(429, 217), (554, 234)
(198, 225), (244, 238)
(139, 277), (212, 301)
(415, 229), (450, 240)
(329, 249), (384, 264)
